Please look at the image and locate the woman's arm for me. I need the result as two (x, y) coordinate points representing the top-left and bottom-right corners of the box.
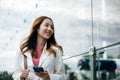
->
(49, 48), (66, 80)
(12, 50), (30, 80)
(12, 51), (23, 80)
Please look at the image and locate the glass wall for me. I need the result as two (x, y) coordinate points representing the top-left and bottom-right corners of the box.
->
(0, 0), (120, 79)
(93, 0), (120, 46)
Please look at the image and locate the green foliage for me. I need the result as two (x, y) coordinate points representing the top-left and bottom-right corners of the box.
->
(0, 71), (13, 80)
(64, 64), (71, 74)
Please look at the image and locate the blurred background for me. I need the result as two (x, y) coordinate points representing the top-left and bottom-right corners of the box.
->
(0, 0), (120, 80)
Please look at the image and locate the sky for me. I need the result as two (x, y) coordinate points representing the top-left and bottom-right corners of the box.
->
(0, 0), (120, 72)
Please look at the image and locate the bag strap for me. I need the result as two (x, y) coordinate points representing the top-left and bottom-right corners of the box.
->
(23, 55), (27, 80)
(24, 55), (27, 69)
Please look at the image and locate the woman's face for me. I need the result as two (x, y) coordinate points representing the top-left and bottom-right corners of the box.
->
(37, 18), (54, 40)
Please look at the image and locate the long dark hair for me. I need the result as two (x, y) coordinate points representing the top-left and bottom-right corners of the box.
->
(20, 16), (63, 57)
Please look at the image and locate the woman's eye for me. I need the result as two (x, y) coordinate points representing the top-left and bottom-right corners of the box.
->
(45, 23), (54, 30)
(45, 24), (49, 27)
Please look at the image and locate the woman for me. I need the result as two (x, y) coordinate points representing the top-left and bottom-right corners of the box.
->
(12, 16), (66, 80)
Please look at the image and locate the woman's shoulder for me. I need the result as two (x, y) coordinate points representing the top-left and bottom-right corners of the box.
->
(51, 45), (63, 56)
(51, 45), (61, 51)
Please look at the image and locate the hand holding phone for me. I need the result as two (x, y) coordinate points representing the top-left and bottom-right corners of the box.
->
(33, 66), (44, 72)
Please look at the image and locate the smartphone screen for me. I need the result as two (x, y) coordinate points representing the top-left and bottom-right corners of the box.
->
(33, 66), (44, 72)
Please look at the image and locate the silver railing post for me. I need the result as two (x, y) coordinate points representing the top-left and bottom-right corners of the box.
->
(89, 46), (96, 80)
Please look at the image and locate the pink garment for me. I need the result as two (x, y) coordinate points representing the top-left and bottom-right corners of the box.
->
(32, 45), (43, 66)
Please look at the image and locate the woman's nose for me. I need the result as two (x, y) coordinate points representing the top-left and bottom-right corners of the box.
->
(48, 26), (52, 30)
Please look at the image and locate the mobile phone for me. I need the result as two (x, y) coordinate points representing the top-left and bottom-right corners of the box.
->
(33, 66), (44, 72)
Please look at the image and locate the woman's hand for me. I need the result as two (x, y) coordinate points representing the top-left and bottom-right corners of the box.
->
(35, 70), (50, 80)
(20, 69), (30, 80)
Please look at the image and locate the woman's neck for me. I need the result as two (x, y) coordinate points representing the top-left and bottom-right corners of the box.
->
(37, 37), (46, 47)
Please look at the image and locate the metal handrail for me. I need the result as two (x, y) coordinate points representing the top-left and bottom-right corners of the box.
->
(63, 41), (120, 60)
